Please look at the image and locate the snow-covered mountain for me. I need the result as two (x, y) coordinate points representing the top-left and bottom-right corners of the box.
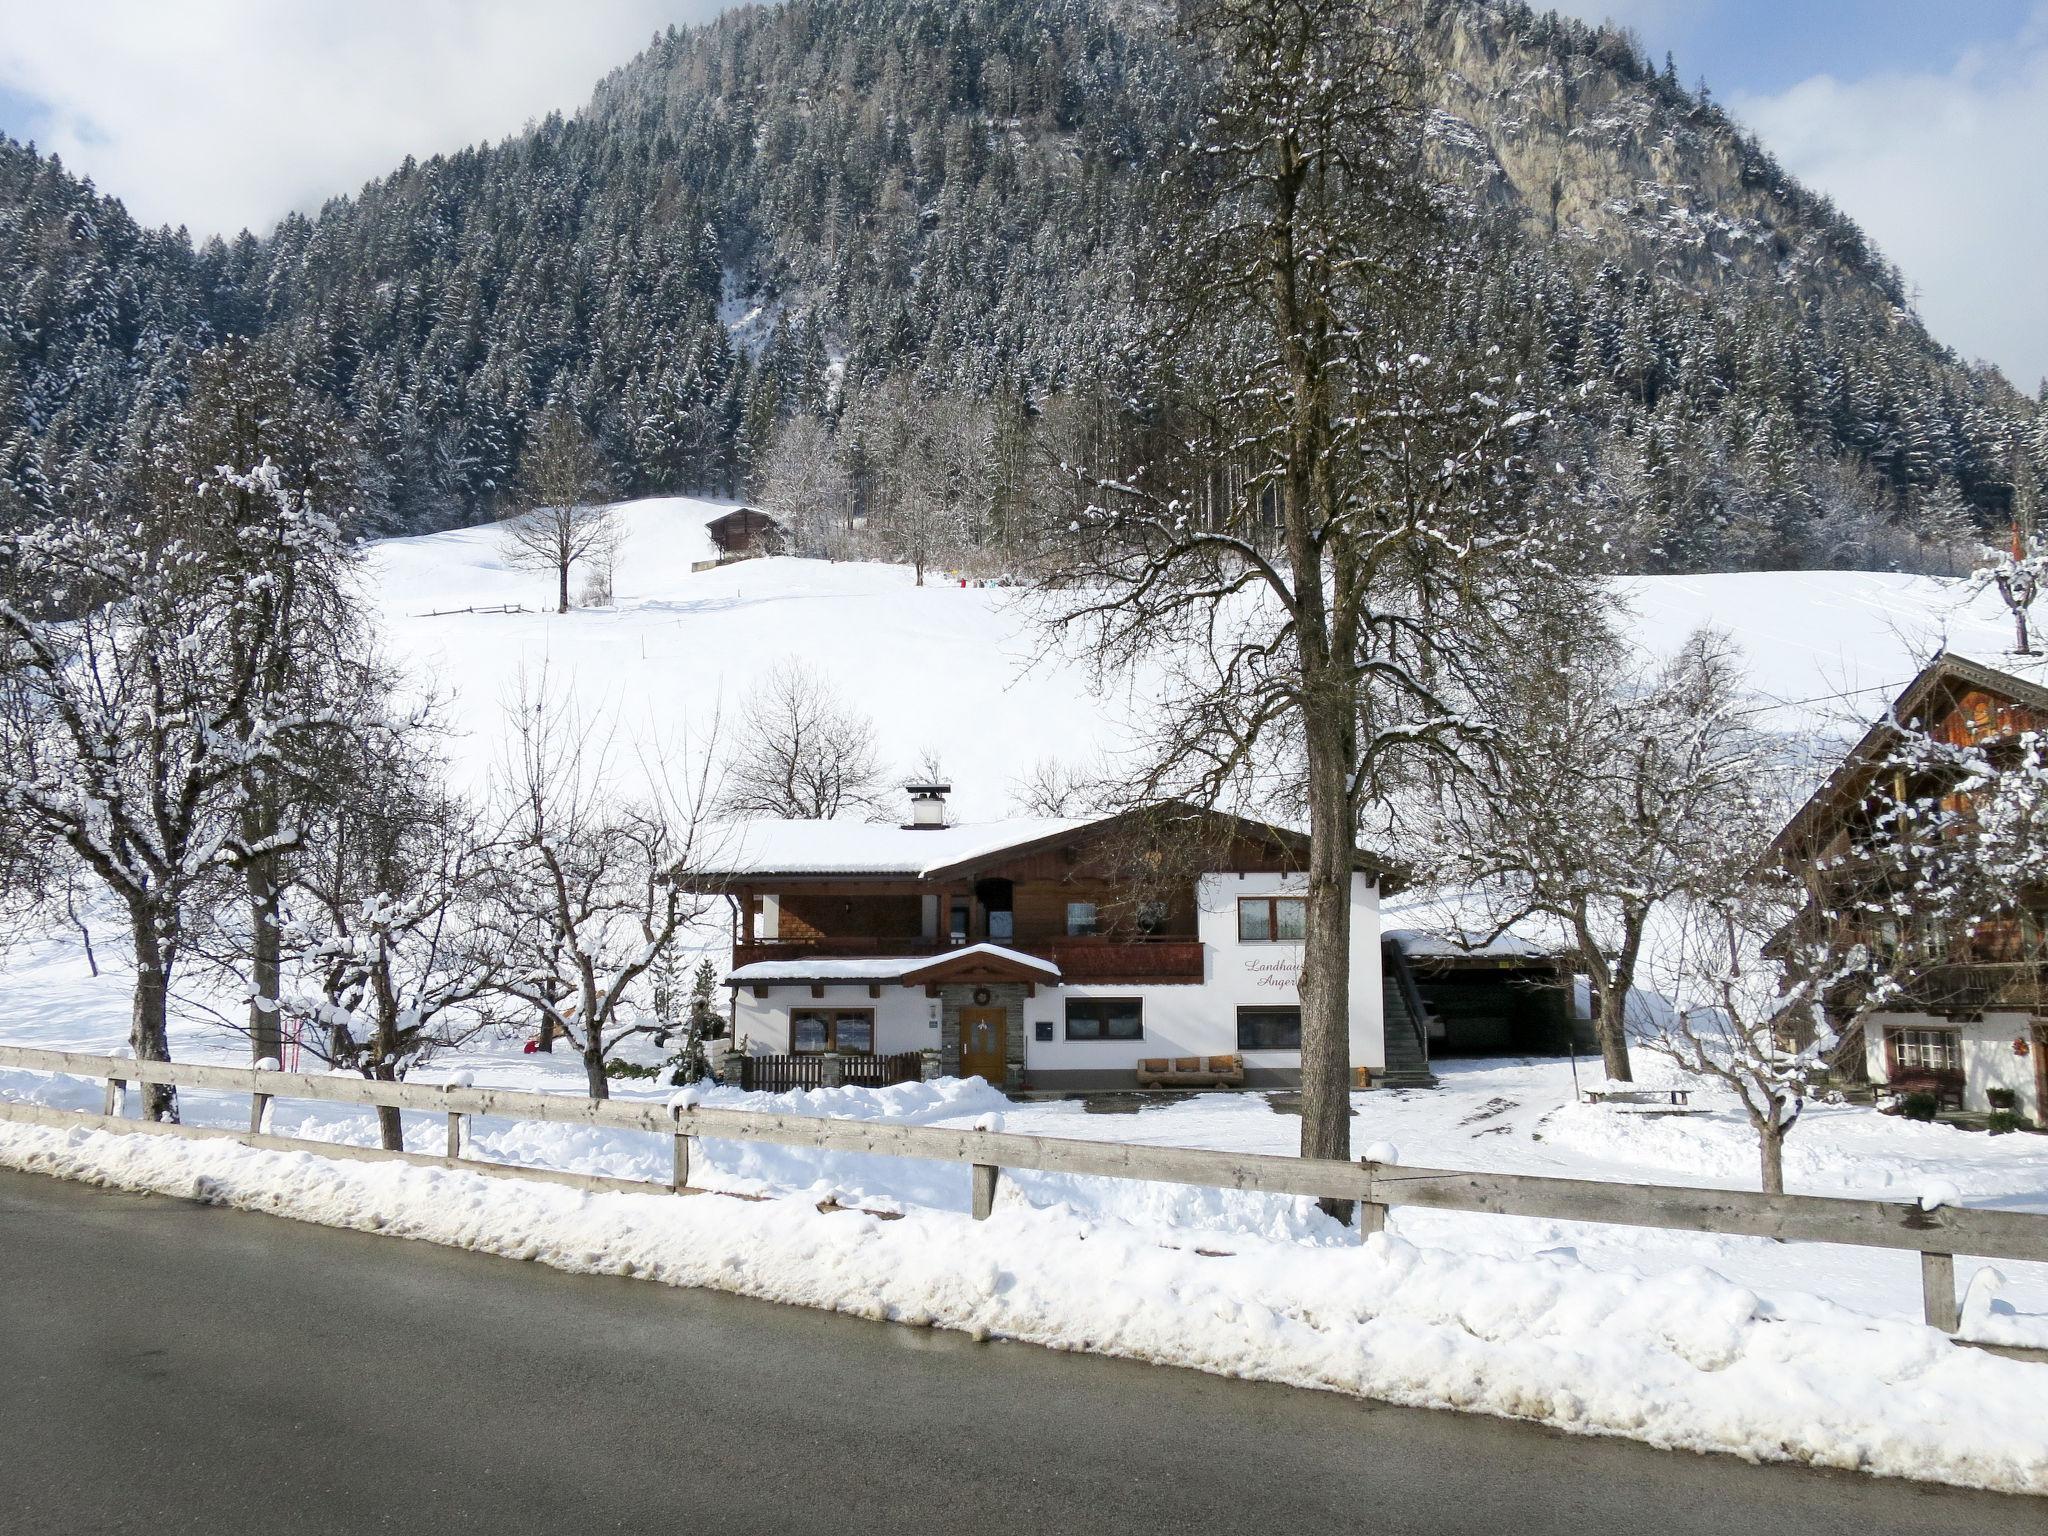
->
(4, 1), (2039, 562)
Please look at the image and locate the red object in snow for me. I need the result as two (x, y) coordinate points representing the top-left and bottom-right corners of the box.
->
(523, 1039), (540, 1054)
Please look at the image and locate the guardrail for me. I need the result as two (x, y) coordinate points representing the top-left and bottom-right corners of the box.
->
(2, 1043), (2045, 1346)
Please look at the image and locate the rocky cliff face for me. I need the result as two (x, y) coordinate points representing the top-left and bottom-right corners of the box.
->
(1425, 5), (1895, 303)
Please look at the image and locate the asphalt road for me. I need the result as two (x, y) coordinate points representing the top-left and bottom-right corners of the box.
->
(0, 1169), (2038, 1535)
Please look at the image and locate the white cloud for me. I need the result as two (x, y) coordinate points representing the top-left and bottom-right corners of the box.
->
(0, 0), (728, 239)
(1730, 14), (2048, 392)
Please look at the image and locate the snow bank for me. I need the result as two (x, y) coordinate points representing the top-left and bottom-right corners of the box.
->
(3, 1122), (2043, 1495)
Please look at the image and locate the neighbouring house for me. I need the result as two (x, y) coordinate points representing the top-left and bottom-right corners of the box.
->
(1775, 653), (2048, 1122)
(705, 506), (784, 560)
(679, 786), (1430, 1091)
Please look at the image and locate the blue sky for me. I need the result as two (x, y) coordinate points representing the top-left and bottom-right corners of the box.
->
(1, 1), (2044, 387)
(1586, 0), (2041, 95)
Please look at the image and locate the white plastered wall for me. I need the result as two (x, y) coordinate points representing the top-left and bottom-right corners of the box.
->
(1018, 871), (1385, 1078)
(1862, 1008), (2043, 1119)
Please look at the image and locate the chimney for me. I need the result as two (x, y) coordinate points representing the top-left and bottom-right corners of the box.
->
(905, 781), (952, 829)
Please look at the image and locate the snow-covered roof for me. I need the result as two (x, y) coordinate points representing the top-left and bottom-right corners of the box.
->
(1385, 928), (1560, 962)
(727, 944), (1062, 985)
(699, 816), (1092, 879)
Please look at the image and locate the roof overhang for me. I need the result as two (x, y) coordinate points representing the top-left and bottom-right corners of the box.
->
(896, 945), (1061, 987)
(724, 944), (1061, 990)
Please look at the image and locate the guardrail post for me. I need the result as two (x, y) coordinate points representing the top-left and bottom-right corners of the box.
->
(971, 1162), (999, 1220)
(1356, 1158), (1388, 1239)
(1921, 1251), (1960, 1332)
(672, 1111), (692, 1193)
(446, 1112), (464, 1160)
(249, 1093), (272, 1135)
(102, 1076), (125, 1118)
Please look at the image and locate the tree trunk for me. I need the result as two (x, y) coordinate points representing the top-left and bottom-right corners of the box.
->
(375, 1103), (404, 1153)
(1298, 705), (1355, 1221)
(1758, 1123), (1786, 1196)
(128, 905), (178, 1122)
(584, 1044), (610, 1100)
(557, 558), (570, 615)
(1595, 982), (1633, 1083)
(245, 855), (283, 1065)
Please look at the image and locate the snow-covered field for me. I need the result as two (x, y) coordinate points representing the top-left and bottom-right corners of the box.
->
(372, 498), (2045, 812)
(5, 500), (2048, 1487)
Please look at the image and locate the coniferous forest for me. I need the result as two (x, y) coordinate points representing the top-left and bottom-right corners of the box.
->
(2, 0), (2043, 572)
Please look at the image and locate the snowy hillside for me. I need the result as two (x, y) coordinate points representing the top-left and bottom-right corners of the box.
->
(375, 495), (2042, 816)
(375, 497), (1154, 819)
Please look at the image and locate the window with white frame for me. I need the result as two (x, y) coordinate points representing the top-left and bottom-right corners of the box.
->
(1886, 1026), (1961, 1073)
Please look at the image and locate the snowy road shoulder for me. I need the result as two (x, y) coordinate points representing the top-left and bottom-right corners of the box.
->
(3, 1120), (2043, 1497)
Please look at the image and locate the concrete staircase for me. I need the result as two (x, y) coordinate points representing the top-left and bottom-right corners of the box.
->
(1378, 942), (1439, 1089)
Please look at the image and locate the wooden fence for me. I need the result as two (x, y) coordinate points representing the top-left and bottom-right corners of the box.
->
(1, 1043), (2045, 1350)
(736, 1051), (924, 1094)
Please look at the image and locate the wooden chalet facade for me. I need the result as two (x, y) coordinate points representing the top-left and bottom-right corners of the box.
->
(1776, 654), (2048, 1122)
(681, 791), (1428, 1090)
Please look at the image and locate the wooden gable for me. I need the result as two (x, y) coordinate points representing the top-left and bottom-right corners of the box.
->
(1775, 655), (2048, 858)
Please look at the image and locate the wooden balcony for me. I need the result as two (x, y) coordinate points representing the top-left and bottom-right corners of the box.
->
(732, 935), (1206, 985)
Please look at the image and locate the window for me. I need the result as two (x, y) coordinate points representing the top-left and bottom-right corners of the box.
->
(1237, 1007), (1302, 1051)
(1887, 1026), (1960, 1073)
(987, 909), (1014, 942)
(1135, 899), (1171, 936)
(1238, 896), (1307, 943)
(791, 1009), (876, 1055)
(949, 902), (970, 945)
(1065, 998), (1143, 1041)
(1066, 901), (1100, 937)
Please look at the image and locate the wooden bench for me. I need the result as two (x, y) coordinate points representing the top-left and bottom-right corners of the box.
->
(1135, 1055), (1246, 1090)
(1585, 1087), (1693, 1108)
(1882, 1072), (1965, 1113)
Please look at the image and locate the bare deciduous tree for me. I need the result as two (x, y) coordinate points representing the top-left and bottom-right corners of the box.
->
(1413, 626), (1775, 1083)
(498, 401), (618, 614)
(1007, 757), (1106, 819)
(488, 677), (724, 1098)
(723, 658), (893, 821)
(1035, 0), (1562, 1208)
(0, 346), (375, 1119)
(281, 745), (503, 1150)
(760, 415), (856, 557)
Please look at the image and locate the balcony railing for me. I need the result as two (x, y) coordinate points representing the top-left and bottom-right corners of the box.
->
(732, 935), (1206, 985)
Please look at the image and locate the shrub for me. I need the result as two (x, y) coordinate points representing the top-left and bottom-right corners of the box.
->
(1899, 1091), (1939, 1122)
(1987, 1109), (2024, 1136)
(1987, 1087), (2017, 1111)
(604, 1057), (661, 1080)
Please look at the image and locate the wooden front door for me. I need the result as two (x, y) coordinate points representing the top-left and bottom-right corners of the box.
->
(959, 1008), (1008, 1085)
(2035, 1023), (2047, 1124)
